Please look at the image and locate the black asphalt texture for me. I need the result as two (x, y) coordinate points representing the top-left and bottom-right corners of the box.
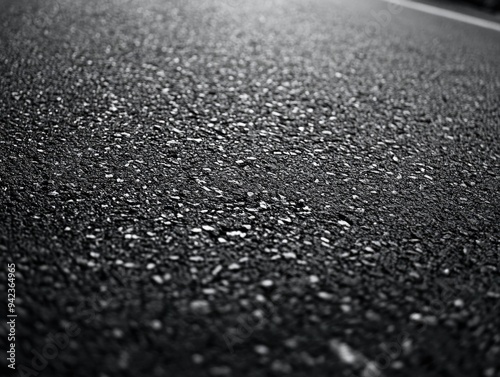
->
(1, 0), (499, 376)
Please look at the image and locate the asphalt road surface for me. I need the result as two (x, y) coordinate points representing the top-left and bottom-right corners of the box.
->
(1, 0), (499, 376)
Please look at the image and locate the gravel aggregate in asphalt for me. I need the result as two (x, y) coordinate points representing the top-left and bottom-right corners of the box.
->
(0, 0), (499, 376)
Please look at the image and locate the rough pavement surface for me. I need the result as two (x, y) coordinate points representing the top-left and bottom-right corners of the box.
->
(0, 0), (499, 376)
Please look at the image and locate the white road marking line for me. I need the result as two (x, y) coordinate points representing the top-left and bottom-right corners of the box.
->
(383, 0), (500, 32)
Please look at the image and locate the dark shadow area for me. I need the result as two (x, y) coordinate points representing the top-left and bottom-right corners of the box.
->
(423, 0), (500, 12)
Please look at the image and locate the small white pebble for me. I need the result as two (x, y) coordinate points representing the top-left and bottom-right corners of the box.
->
(410, 313), (422, 321)
(318, 292), (333, 300)
(341, 304), (352, 313)
(152, 275), (163, 284)
(309, 275), (319, 284)
(150, 320), (162, 330)
(254, 345), (269, 355)
(329, 339), (359, 365)
(203, 288), (216, 295)
(112, 328), (124, 338)
(212, 265), (223, 276)
(189, 256), (204, 262)
(260, 279), (274, 288)
(190, 300), (210, 314)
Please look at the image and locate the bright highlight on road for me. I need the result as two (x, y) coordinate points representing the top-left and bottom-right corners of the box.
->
(384, 0), (500, 32)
